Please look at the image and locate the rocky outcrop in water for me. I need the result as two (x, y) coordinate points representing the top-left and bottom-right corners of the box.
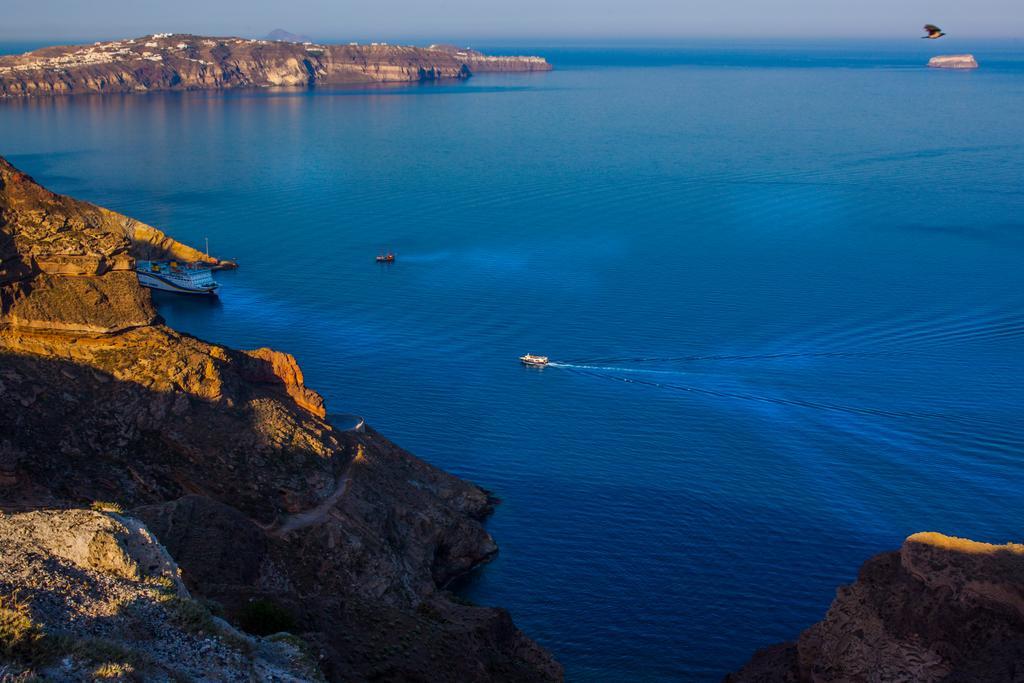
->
(928, 54), (979, 69)
(0, 34), (551, 98)
(728, 532), (1024, 682)
(0, 156), (562, 681)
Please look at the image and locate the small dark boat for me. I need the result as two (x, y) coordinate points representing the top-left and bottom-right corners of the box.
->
(376, 251), (396, 263)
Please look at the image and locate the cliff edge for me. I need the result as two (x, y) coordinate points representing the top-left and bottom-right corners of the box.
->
(728, 532), (1024, 682)
(0, 508), (322, 681)
(0, 156), (562, 681)
(0, 34), (551, 98)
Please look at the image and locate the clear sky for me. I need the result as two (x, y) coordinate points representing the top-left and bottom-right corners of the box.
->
(0, 0), (1020, 42)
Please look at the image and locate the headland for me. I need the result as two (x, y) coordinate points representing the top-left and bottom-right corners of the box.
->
(0, 34), (551, 98)
(0, 155), (562, 680)
(729, 532), (1024, 681)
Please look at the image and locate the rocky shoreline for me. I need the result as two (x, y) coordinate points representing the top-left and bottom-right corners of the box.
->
(0, 155), (562, 680)
(0, 34), (551, 98)
(728, 532), (1024, 682)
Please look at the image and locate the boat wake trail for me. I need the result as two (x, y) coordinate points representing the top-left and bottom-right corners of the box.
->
(544, 307), (1024, 427)
(547, 362), (692, 376)
(559, 366), (998, 428)
(790, 309), (1024, 354)
(566, 309), (1024, 368)
(565, 350), (900, 365)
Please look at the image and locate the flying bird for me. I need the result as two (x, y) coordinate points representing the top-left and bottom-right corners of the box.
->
(922, 24), (946, 39)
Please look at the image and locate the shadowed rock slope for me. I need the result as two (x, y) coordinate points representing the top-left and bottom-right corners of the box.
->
(0, 34), (551, 98)
(0, 156), (562, 681)
(728, 533), (1024, 682)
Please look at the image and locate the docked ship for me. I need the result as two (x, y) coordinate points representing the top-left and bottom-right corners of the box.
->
(135, 260), (219, 295)
(520, 354), (549, 367)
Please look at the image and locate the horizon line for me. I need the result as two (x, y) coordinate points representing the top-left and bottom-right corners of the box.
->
(1, 33), (1022, 46)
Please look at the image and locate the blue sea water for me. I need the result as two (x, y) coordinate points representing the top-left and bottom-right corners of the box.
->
(2, 41), (1023, 680)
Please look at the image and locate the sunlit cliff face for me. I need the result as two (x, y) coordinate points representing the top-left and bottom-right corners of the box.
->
(0, 35), (550, 98)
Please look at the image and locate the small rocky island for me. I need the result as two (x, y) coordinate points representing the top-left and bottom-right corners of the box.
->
(729, 532), (1024, 681)
(0, 34), (551, 98)
(928, 54), (979, 69)
(0, 156), (561, 680)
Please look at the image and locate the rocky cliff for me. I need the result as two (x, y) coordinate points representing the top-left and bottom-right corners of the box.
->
(0, 508), (322, 681)
(728, 532), (1024, 682)
(0, 156), (562, 681)
(0, 157), (229, 335)
(0, 34), (551, 98)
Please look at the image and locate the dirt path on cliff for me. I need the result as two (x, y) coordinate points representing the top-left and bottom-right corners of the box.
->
(270, 445), (363, 537)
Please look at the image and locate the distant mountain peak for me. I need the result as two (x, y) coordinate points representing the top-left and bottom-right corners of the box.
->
(265, 28), (312, 43)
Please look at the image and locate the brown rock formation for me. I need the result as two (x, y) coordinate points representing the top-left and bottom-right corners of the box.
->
(242, 347), (327, 418)
(0, 156), (562, 681)
(0, 34), (551, 98)
(0, 508), (322, 681)
(0, 157), (227, 335)
(728, 533), (1024, 682)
